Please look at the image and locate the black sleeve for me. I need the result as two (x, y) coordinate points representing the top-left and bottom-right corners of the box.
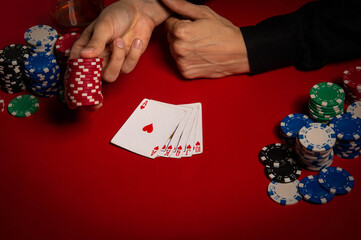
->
(240, 0), (361, 74)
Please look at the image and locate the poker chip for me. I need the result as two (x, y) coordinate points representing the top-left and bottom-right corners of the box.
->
(298, 175), (334, 204)
(258, 143), (296, 168)
(55, 32), (81, 74)
(298, 123), (336, 152)
(0, 97), (4, 112)
(267, 180), (302, 205)
(24, 52), (57, 74)
(7, 94), (39, 117)
(280, 113), (313, 145)
(318, 167), (354, 195)
(65, 58), (104, 109)
(329, 113), (361, 141)
(0, 44), (30, 94)
(24, 25), (58, 53)
(264, 159), (301, 183)
(342, 66), (361, 102)
(347, 101), (361, 119)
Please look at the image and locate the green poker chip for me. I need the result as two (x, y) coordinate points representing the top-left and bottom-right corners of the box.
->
(310, 82), (345, 107)
(8, 94), (39, 117)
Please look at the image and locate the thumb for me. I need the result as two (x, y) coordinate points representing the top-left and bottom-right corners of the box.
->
(161, 0), (210, 20)
(80, 22), (112, 58)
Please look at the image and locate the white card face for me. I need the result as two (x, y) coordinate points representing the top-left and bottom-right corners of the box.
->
(193, 103), (203, 154)
(111, 99), (186, 159)
(171, 104), (199, 158)
(158, 105), (193, 158)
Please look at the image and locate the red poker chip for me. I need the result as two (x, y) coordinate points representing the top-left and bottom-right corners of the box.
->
(67, 62), (102, 67)
(66, 80), (101, 86)
(68, 65), (102, 70)
(66, 76), (101, 81)
(66, 90), (102, 96)
(66, 88), (100, 94)
(68, 99), (103, 107)
(67, 83), (100, 89)
(55, 32), (81, 56)
(67, 69), (102, 74)
(342, 66), (361, 89)
(66, 73), (102, 78)
(66, 86), (102, 92)
(68, 95), (103, 101)
(68, 58), (103, 63)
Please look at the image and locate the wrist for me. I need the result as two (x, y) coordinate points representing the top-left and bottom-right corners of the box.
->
(131, 0), (172, 26)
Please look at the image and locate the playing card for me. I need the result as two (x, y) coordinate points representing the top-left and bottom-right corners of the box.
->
(192, 103), (203, 155)
(111, 99), (186, 159)
(180, 103), (202, 157)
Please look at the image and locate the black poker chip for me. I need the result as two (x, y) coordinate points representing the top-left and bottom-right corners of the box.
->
(0, 44), (30, 66)
(258, 143), (296, 168)
(265, 159), (302, 183)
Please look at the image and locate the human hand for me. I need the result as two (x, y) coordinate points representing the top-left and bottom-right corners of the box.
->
(162, 0), (250, 79)
(69, 0), (171, 111)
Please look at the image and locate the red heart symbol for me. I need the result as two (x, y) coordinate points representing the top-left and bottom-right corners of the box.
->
(154, 146), (159, 151)
(140, 100), (148, 109)
(142, 123), (153, 133)
(196, 141), (200, 146)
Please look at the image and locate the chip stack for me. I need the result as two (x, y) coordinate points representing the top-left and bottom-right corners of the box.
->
(329, 113), (361, 159)
(24, 25), (58, 53)
(55, 32), (81, 72)
(280, 113), (313, 145)
(296, 123), (336, 171)
(24, 52), (61, 98)
(342, 66), (361, 102)
(65, 58), (103, 109)
(0, 44), (30, 93)
(0, 96), (4, 112)
(308, 82), (345, 123)
(347, 101), (361, 119)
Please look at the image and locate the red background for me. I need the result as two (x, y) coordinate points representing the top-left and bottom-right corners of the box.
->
(1, 0), (361, 239)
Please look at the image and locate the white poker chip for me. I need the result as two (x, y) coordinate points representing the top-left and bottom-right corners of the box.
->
(267, 180), (302, 205)
(347, 101), (361, 119)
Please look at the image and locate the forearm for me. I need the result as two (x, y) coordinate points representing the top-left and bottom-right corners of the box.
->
(241, 0), (361, 74)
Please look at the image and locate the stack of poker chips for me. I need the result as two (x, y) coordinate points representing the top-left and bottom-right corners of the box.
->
(308, 82), (345, 123)
(0, 95), (4, 112)
(280, 113), (313, 145)
(55, 32), (81, 70)
(329, 113), (361, 159)
(64, 58), (103, 109)
(342, 66), (361, 103)
(258, 143), (302, 205)
(24, 25), (58, 53)
(24, 52), (61, 98)
(0, 44), (30, 93)
(295, 123), (336, 171)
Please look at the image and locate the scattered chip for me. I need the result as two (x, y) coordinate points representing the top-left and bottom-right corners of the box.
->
(267, 180), (302, 205)
(7, 94), (39, 117)
(318, 167), (354, 195)
(298, 175), (334, 204)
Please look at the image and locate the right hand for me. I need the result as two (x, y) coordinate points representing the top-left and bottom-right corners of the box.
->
(69, 0), (171, 111)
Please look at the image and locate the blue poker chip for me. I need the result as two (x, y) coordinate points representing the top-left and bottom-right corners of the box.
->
(329, 113), (361, 141)
(298, 123), (336, 152)
(24, 52), (57, 74)
(334, 148), (361, 159)
(318, 167), (354, 195)
(267, 180), (302, 205)
(298, 175), (334, 204)
(280, 113), (313, 138)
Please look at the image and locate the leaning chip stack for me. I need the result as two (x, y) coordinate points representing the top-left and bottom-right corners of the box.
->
(24, 25), (58, 53)
(329, 113), (361, 159)
(342, 66), (361, 102)
(0, 44), (30, 93)
(296, 123), (336, 171)
(24, 52), (61, 97)
(280, 113), (313, 145)
(65, 58), (103, 109)
(55, 32), (81, 73)
(308, 82), (345, 123)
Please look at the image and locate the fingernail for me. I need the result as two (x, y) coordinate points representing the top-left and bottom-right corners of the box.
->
(81, 46), (94, 54)
(115, 38), (124, 49)
(133, 39), (142, 50)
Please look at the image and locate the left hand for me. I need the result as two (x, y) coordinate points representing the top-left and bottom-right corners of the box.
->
(162, 0), (250, 79)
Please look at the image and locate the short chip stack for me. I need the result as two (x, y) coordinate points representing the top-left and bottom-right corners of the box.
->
(259, 143), (302, 205)
(329, 113), (361, 159)
(296, 123), (336, 171)
(24, 25), (58, 53)
(280, 113), (313, 145)
(342, 66), (361, 102)
(65, 58), (103, 109)
(0, 44), (30, 93)
(308, 82), (345, 123)
(24, 52), (61, 98)
(55, 32), (81, 72)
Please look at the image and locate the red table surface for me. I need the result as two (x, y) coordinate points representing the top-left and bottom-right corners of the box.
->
(1, 0), (361, 239)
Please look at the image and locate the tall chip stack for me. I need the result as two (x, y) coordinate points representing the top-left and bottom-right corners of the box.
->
(329, 113), (361, 159)
(296, 123), (336, 171)
(342, 66), (361, 103)
(308, 82), (345, 123)
(24, 52), (61, 98)
(64, 58), (104, 109)
(24, 25), (58, 54)
(0, 44), (30, 94)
